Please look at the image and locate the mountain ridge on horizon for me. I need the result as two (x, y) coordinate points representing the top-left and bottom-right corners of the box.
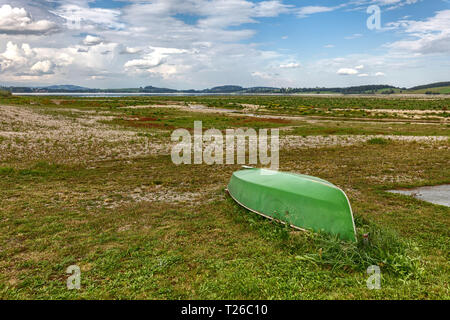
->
(1, 82), (450, 94)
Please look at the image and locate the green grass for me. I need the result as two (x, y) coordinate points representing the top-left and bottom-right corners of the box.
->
(2, 94), (449, 113)
(286, 121), (450, 137)
(0, 90), (12, 97)
(410, 86), (450, 94)
(1, 142), (448, 299)
(0, 96), (448, 299)
(367, 138), (389, 145)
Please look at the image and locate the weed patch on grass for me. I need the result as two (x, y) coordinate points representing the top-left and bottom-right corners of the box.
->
(294, 222), (423, 279)
(368, 138), (389, 145)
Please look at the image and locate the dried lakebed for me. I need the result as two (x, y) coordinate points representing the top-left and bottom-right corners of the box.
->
(0, 104), (448, 165)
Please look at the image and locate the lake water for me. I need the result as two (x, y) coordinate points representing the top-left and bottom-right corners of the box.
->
(388, 185), (450, 207)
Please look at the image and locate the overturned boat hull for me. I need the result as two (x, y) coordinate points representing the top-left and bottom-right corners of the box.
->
(227, 168), (356, 241)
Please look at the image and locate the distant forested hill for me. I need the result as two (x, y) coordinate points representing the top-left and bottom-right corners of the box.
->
(1, 82), (449, 94)
(409, 82), (450, 90)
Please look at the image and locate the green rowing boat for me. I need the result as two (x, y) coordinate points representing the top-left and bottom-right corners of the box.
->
(227, 168), (357, 241)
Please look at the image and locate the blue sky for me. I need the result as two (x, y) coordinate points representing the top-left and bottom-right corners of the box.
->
(0, 0), (449, 89)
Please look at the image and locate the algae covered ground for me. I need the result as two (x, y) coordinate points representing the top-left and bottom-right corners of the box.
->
(0, 95), (448, 299)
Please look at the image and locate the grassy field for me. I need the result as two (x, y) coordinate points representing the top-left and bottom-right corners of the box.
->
(0, 95), (448, 299)
(409, 86), (450, 94)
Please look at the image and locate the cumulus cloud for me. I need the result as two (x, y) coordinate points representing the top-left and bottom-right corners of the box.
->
(83, 35), (103, 46)
(124, 47), (189, 78)
(279, 62), (301, 69)
(251, 71), (279, 80)
(297, 5), (341, 18)
(0, 42), (56, 76)
(386, 10), (450, 55)
(30, 60), (55, 75)
(0, 40), (123, 80)
(52, 3), (124, 31)
(0, 0), (447, 88)
(0, 4), (58, 34)
(197, 0), (292, 27)
(120, 47), (143, 55)
(0, 42), (36, 72)
(124, 56), (164, 70)
(337, 68), (359, 75)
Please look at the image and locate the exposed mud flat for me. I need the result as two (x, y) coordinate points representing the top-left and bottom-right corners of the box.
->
(388, 185), (450, 207)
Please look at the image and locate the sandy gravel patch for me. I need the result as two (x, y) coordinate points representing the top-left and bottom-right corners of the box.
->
(0, 105), (171, 163)
(121, 103), (241, 114)
(332, 108), (448, 120)
(88, 185), (220, 210)
(281, 135), (448, 149)
(119, 104), (183, 109)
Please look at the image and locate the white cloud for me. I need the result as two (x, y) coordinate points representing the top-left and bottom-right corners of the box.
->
(337, 68), (359, 75)
(124, 57), (164, 70)
(124, 47), (188, 77)
(384, 0), (420, 11)
(83, 35), (103, 46)
(0, 40), (123, 80)
(0, 0), (447, 88)
(375, 72), (385, 76)
(120, 47), (142, 55)
(251, 71), (278, 80)
(30, 60), (55, 75)
(346, 0), (421, 12)
(279, 62), (301, 69)
(0, 41), (31, 70)
(386, 10), (450, 55)
(0, 42), (58, 76)
(297, 5), (338, 18)
(345, 33), (363, 40)
(254, 1), (293, 17)
(52, 3), (124, 31)
(0, 4), (58, 34)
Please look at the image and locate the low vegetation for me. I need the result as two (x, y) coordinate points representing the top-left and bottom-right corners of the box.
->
(0, 95), (448, 299)
(0, 89), (12, 97)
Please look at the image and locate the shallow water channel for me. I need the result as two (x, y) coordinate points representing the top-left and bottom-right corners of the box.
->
(388, 184), (450, 207)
